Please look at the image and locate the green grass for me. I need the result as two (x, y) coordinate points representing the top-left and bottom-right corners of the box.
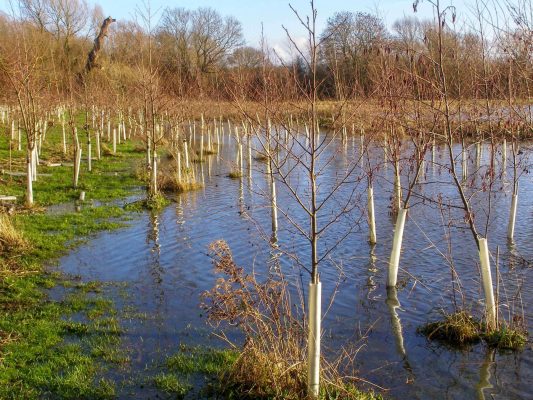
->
(0, 116), (145, 207)
(484, 325), (528, 350)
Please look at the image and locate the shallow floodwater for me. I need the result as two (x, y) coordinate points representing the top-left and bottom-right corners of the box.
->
(58, 130), (532, 399)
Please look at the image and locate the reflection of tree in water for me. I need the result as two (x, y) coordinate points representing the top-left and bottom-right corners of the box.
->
(386, 287), (414, 382)
(146, 211), (165, 330)
(239, 178), (245, 214)
(175, 197), (185, 226)
(268, 235), (281, 276)
(475, 349), (495, 400)
(366, 245), (378, 299)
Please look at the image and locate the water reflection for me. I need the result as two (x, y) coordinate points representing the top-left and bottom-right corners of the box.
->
(386, 287), (414, 381)
(475, 349), (495, 400)
(366, 245), (378, 300)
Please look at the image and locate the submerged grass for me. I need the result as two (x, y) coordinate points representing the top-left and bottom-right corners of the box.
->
(0, 265), (125, 398)
(149, 346), (238, 398)
(165, 346), (239, 376)
(153, 373), (191, 397)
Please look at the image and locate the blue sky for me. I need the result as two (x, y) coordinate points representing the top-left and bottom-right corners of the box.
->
(92, 0), (443, 58)
(101, 0), (435, 45)
(2, 0), (478, 57)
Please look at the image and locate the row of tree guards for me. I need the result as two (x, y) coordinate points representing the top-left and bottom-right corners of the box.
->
(0, 103), (523, 397)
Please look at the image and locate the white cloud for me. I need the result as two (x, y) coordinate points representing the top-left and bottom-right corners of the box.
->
(270, 35), (308, 63)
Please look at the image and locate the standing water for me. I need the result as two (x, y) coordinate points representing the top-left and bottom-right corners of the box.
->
(58, 130), (532, 399)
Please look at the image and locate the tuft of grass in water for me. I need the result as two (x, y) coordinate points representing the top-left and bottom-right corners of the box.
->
(228, 171), (243, 179)
(153, 373), (191, 397)
(146, 193), (171, 210)
(174, 180), (203, 193)
(418, 311), (482, 345)
(158, 173), (203, 193)
(483, 325), (528, 350)
(321, 385), (384, 400)
(253, 154), (268, 162)
(203, 147), (218, 155)
(154, 346), (238, 398)
(420, 310), (529, 351)
(124, 193), (170, 212)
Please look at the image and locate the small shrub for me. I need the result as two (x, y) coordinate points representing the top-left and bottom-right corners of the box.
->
(201, 241), (379, 400)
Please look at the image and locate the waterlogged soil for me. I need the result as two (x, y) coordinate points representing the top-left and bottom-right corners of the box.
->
(58, 132), (532, 399)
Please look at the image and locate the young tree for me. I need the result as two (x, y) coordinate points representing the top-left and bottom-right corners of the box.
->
(0, 8), (50, 206)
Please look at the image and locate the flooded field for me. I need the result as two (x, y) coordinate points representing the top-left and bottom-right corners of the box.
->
(57, 131), (532, 399)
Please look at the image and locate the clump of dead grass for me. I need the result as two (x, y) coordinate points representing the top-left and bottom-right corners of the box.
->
(0, 214), (29, 255)
(158, 172), (202, 193)
(418, 311), (482, 345)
